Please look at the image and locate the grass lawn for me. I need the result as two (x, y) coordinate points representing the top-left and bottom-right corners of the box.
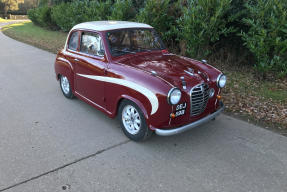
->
(0, 18), (14, 23)
(2, 22), (67, 53)
(0, 17), (21, 23)
(2, 21), (287, 131)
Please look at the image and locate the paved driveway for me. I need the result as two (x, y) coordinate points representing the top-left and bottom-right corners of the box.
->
(0, 20), (27, 27)
(0, 27), (287, 192)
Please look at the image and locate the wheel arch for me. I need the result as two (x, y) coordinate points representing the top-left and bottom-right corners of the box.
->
(114, 95), (150, 126)
(55, 57), (75, 91)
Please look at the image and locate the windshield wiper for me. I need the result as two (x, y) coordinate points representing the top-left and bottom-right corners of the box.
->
(112, 49), (136, 54)
(134, 47), (152, 52)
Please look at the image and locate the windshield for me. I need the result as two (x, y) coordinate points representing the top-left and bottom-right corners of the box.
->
(107, 28), (166, 56)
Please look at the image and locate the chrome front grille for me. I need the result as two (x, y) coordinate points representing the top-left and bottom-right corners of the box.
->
(190, 83), (209, 116)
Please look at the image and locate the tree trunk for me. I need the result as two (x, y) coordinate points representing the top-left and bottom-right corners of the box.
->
(4, 5), (8, 18)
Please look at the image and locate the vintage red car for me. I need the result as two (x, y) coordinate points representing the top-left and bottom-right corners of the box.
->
(54, 21), (226, 141)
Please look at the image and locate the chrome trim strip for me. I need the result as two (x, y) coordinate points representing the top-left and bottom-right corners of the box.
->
(58, 57), (73, 70)
(201, 59), (207, 64)
(184, 70), (194, 76)
(155, 103), (224, 136)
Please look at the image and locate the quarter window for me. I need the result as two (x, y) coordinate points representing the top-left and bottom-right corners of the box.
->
(68, 31), (79, 51)
(80, 32), (104, 56)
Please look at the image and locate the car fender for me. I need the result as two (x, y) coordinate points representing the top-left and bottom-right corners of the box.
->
(115, 94), (150, 126)
(55, 56), (74, 91)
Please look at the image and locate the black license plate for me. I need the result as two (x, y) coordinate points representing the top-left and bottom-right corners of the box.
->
(175, 102), (187, 117)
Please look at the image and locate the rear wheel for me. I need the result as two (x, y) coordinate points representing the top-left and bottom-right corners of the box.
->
(119, 100), (152, 141)
(60, 75), (74, 99)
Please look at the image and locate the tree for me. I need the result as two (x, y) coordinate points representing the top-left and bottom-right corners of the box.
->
(18, 0), (38, 14)
(0, 0), (18, 16)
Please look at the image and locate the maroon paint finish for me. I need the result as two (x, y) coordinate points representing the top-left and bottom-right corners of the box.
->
(54, 28), (223, 131)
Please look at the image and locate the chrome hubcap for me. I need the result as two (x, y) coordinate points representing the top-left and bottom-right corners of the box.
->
(122, 105), (141, 135)
(61, 76), (70, 94)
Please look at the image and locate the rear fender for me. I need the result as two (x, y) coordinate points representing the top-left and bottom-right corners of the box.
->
(55, 57), (74, 91)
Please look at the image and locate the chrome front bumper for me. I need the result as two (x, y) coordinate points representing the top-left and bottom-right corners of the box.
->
(155, 103), (224, 136)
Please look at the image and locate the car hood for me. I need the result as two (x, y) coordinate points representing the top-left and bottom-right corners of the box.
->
(114, 52), (221, 88)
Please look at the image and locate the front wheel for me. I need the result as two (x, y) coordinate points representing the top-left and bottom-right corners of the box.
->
(60, 75), (74, 99)
(119, 100), (152, 141)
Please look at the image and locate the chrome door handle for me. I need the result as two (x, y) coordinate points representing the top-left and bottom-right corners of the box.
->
(74, 58), (79, 62)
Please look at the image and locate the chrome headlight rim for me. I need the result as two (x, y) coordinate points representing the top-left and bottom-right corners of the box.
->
(217, 74), (227, 88)
(167, 87), (182, 105)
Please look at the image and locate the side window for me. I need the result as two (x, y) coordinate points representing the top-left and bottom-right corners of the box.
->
(80, 32), (104, 56)
(68, 31), (79, 51)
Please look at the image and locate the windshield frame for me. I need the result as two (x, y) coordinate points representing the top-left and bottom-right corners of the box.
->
(105, 28), (166, 57)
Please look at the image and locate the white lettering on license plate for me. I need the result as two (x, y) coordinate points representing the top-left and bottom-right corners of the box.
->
(176, 103), (187, 110)
(175, 103), (187, 117)
(176, 110), (185, 117)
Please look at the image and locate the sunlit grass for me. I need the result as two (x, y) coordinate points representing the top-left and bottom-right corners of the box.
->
(2, 22), (67, 53)
(0, 18), (8, 23)
(0, 18), (14, 23)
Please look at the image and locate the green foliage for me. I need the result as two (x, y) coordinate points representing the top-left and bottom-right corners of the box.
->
(240, 0), (287, 77)
(27, 8), (37, 23)
(26, 0), (287, 78)
(177, 0), (235, 59)
(108, 0), (136, 21)
(50, 0), (71, 6)
(131, 0), (145, 11)
(136, 0), (177, 46)
(86, 0), (112, 21)
(51, 0), (112, 32)
(38, 0), (49, 7)
(28, 6), (55, 28)
(51, 1), (88, 32)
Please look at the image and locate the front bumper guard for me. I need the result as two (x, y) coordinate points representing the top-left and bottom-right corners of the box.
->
(155, 104), (224, 136)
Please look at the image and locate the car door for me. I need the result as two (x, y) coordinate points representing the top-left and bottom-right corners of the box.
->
(74, 31), (107, 108)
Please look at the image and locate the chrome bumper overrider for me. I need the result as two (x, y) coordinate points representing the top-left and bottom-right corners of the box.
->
(155, 103), (224, 136)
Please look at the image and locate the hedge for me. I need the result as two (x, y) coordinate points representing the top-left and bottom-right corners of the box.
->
(27, 0), (287, 78)
(28, 6), (55, 28)
(240, 0), (287, 77)
(177, 0), (235, 58)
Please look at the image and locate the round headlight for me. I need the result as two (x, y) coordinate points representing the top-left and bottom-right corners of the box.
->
(168, 88), (182, 105)
(217, 74), (227, 88)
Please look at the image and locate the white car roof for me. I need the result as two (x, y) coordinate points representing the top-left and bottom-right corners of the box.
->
(71, 21), (153, 31)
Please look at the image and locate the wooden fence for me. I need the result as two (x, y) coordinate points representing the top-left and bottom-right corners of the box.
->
(0, 14), (28, 20)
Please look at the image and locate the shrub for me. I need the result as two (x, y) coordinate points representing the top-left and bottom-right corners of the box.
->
(51, 1), (88, 32)
(86, 0), (112, 21)
(108, 0), (136, 21)
(37, 6), (54, 27)
(136, 0), (178, 48)
(27, 9), (38, 24)
(177, 0), (234, 59)
(28, 6), (55, 28)
(240, 0), (287, 77)
(51, 0), (112, 32)
(131, 0), (145, 12)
